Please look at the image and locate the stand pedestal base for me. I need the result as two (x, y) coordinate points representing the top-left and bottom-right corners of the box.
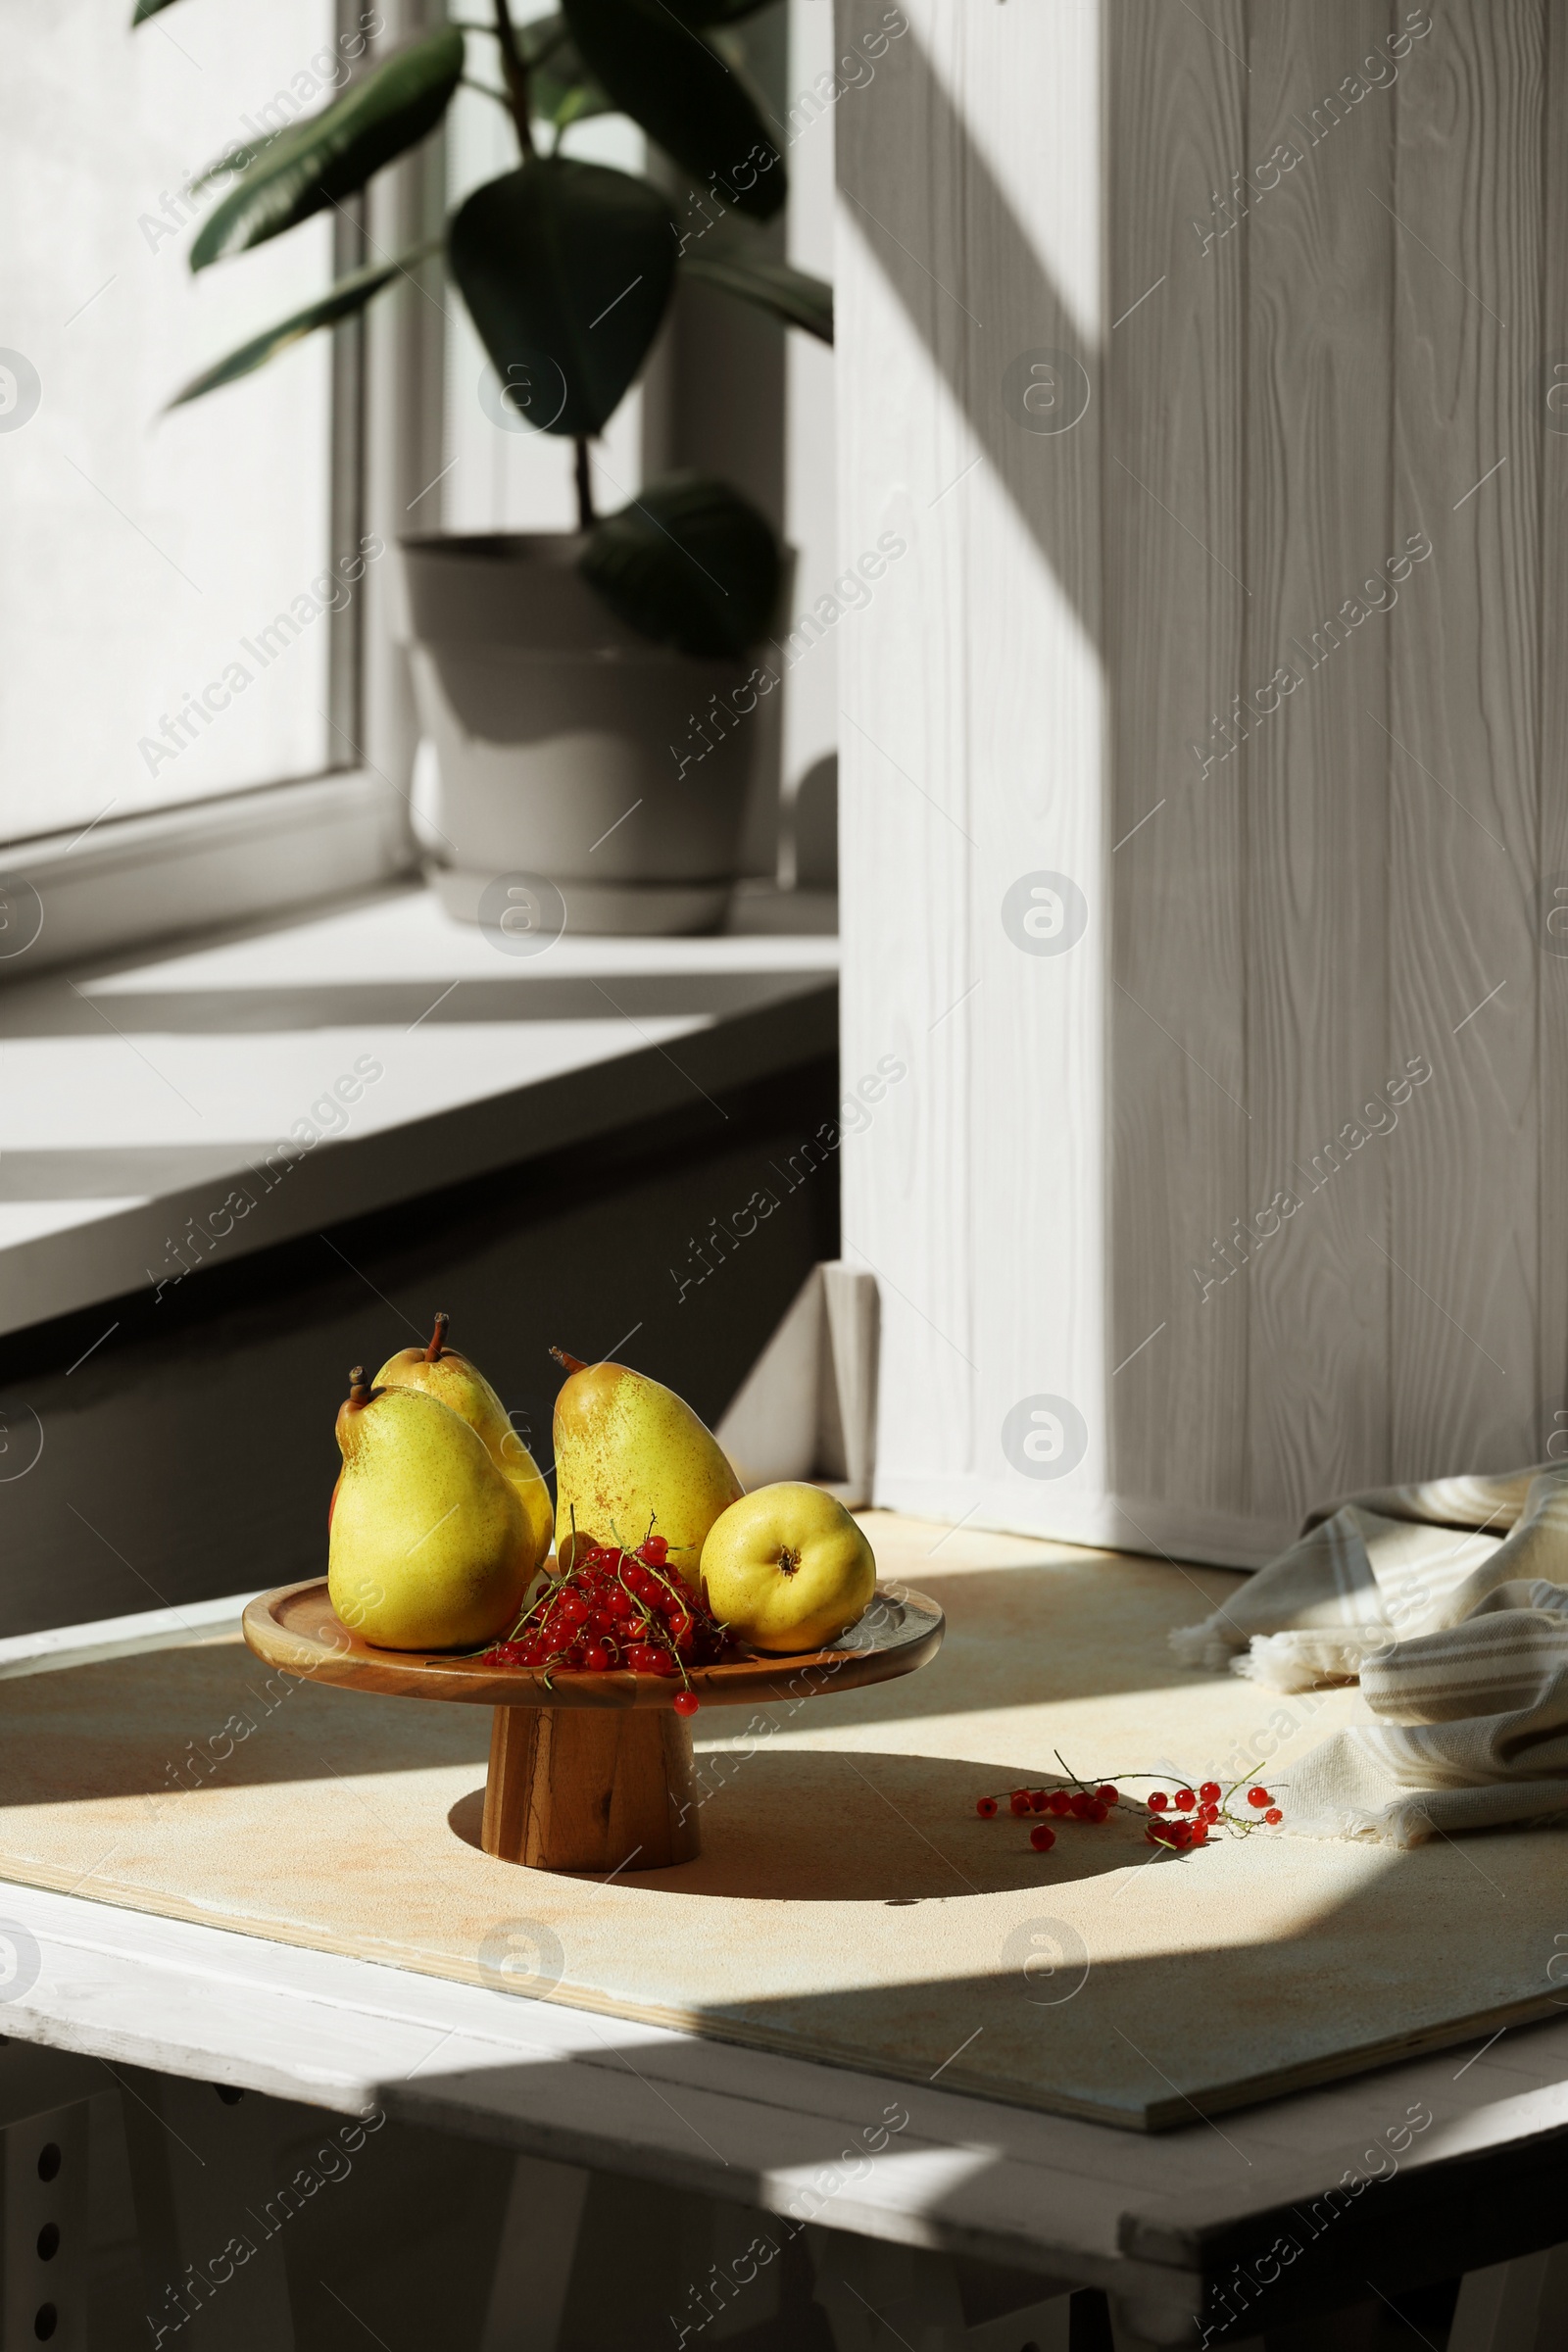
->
(480, 1705), (702, 1873)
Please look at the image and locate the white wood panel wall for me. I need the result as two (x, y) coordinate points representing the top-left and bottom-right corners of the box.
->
(837, 0), (1563, 1565)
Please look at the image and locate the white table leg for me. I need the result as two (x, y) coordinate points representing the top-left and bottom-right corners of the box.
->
(1, 2096), (89, 2351)
(118, 2071), (299, 2350)
(1449, 2244), (1568, 2352)
(1106, 2302), (1254, 2352)
(477, 2150), (591, 2352)
(806, 2227), (1074, 2352)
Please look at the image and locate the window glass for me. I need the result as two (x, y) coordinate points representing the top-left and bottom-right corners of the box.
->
(0, 0), (345, 843)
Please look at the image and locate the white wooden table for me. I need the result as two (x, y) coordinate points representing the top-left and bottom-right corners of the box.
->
(2, 1607), (1565, 2352)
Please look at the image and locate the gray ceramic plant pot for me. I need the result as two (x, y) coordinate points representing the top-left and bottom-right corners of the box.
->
(401, 533), (777, 936)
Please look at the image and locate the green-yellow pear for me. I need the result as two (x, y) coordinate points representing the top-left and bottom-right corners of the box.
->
(552, 1349), (742, 1579)
(327, 1369), (529, 1650)
(701, 1484), (875, 1652)
(375, 1313), (552, 1572)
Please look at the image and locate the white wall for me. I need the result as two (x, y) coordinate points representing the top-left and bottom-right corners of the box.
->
(837, 0), (1565, 1566)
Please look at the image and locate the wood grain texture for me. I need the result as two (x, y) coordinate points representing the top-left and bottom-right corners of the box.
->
(838, 0), (1120, 1544)
(481, 1702), (701, 1872)
(1242, 1), (1397, 1524)
(241, 1581), (945, 1708)
(1103, 0), (1249, 1520)
(839, 0), (1559, 1562)
(1539, 1), (1568, 1452)
(1386, 1), (1543, 1478)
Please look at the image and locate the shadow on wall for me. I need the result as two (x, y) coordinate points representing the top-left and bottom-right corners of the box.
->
(0, 1058), (839, 1639)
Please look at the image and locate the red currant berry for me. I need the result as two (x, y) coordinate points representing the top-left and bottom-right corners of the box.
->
(1087, 1800), (1108, 1824)
(642, 1537), (669, 1565)
(1148, 1790), (1168, 1813)
(1095, 1785), (1118, 1805)
(672, 1690), (699, 1717)
(1168, 1820), (1192, 1846)
(1069, 1791), (1094, 1820)
(976, 1796), (998, 1818)
(1048, 1790), (1073, 1817)
(1199, 1802), (1219, 1823)
(1248, 1787), (1270, 1808)
(1174, 1788), (1196, 1811)
(582, 1643), (611, 1671)
(1030, 1825), (1055, 1852)
(1009, 1791), (1031, 1817)
(1199, 1782), (1221, 1804)
(1029, 1791), (1050, 1813)
(652, 1649), (677, 1677)
(1264, 1807), (1282, 1825)
(1190, 1821), (1208, 1844)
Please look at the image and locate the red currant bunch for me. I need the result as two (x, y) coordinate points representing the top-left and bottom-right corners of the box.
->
(481, 1531), (728, 1716)
(974, 1770), (1285, 1846)
(975, 1779), (1121, 1832)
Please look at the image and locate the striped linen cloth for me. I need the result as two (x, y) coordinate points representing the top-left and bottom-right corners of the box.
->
(1172, 1465), (1568, 1845)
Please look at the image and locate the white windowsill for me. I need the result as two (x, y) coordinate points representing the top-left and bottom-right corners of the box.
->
(0, 770), (413, 980)
(0, 880), (839, 1339)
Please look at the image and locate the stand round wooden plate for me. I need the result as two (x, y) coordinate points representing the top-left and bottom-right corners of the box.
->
(243, 1579), (944, 1876)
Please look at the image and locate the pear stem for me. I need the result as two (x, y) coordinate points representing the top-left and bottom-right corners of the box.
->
(347, 1366), (371, 1407)
(550, 1347), (588, 1373)
(425, 1311), (450, 1363)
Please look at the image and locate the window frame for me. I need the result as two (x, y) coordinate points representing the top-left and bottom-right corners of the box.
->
(0, 0), (451, 974)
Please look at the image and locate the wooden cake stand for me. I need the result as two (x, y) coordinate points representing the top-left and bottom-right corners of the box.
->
(243, 1580), (944, 1875)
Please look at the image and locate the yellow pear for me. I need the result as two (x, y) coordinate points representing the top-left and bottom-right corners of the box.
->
(700, 1484), (875, 1653)
(552, 1349), (742, 1579)
(327, 1369), (529, 1650)
(375, 1313), (552, 1572)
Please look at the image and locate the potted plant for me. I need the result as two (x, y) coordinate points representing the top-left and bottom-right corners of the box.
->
(144, 0), (832, 933)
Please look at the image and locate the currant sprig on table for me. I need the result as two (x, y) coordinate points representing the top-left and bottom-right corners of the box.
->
(972, 1753), (1283, 1851)
(480, 1531), (728, 1715)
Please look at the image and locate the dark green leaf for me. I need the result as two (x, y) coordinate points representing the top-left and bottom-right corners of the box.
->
(190, 26), (463, 270)
(683, 253), (831, 342)
(579, 472), (781, 658)
(521, 17), (615, 128)
(164, 251), (428, 409)
(669, 0), (780, 22)
(131, 0), (182, 19)
(519, 13), (570, 65)
(187, 130), (281, 198)
(548, 79), (614, 130)
(561, 0), (785, 223)
(449, 159), (677, 439)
